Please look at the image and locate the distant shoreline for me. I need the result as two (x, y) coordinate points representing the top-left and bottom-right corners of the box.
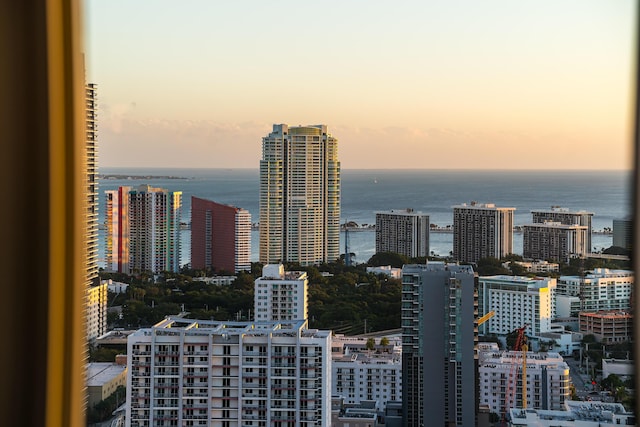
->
(99, 174), (187, 180)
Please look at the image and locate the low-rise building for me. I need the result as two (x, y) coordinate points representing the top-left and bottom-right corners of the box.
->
(579, 311), (633, 343)
(87, 361), (127, 408)
(602, 359), (634, 380)
(193, 275), (237, 286)
(508, 401), (635, 427)
(503, 260), (560, 273)
(557, 269), (634, 313)
(126, 317), (331, 427)
(478, 350), (570, 416)
(366, 266), (402, 279)
(87, 280), (108, 341)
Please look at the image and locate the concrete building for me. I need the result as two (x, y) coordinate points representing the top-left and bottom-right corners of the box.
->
(87, 361), (127, 408)
(84, 83), (99, 288)
(126, 317), (331, 427)
(375, 209), (429, 258)
(190, 196), (251, 273)
(579, 311), (633, 344)
(508, 401), (635, 427)
(401, 262), (477, 427)
(478, 349), (570, 416)
(478, 275), (556, 338)
(453, 202), (515, 263)
(331, 335), (402, 410)
(254, 264), (307, 322)
(502, 260), (560, 274)
(106, 185), (182, 274)
(613, 217), (632, 250)
(531, 207), (594, 253)
(556, 269), (634, 313)
(522, 221), (588, 262)
(259, 124), (340, 266)
(86, 280), (108, 341)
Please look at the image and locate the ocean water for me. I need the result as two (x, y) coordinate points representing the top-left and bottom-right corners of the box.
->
(98, 168), (631, 266)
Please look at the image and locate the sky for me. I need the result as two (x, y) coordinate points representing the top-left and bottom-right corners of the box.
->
(85, 0), (636, 170)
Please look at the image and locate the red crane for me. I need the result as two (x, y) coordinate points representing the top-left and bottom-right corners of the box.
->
(501, 324), (529, 425)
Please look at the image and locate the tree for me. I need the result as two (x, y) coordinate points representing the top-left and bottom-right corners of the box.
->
(366, 338), (376, 351)
(380, 336), (389, 346)
(367, 252), (409, 268)
(476, 257), (510, 276)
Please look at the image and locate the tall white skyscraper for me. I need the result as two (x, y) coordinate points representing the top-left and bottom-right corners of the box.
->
(259, 124), (340, 266)
(453, 202), (515, 263)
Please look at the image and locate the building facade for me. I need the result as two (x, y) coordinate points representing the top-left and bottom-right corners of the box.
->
(556, 269), (634, 313)
(86, 280), (108, 341)
(453, 202), (515, 263)
(531, 207), (593, 253)
(254, 264), (308, 322)
(126, 318), (331, 427)
(478, 275), (555, 338)
(375, 209), (429, 258)
(331, 335), (402, 410)
(613, 218), (632, 250)
(522, 222), (588, 262)
(190, 196), (251, 273)
(85, 83), (99, 287)
(259, 124), (340, 266)
(579, 311), (633, 344)
(478, 350), (570, 416)
(106, 185), (182, 274)
(401, 262), (477, 427)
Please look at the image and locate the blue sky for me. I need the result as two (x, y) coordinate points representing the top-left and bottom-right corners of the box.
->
(85, 0), (636, 169)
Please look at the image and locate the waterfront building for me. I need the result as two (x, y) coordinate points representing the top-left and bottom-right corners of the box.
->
(331, 335), (402, 410)
(531, 207), (594, 253)
(259, 124), (340, 266)
(478, 349), (570, 415)
(478, 275), (555, 338)
(556, 268), (634, 314)
(401, 262), (477, 427)
(254, 264), (307, 322)
(613, 217), (632, 250)
(579, 311), (633, 344)
(509, 401), (634, 427)
(452, 202), (515, 263)
(126, 318), (331, 427)
(86, 280), (108, 341)
(105, 185), (182, 274)
(190, 196), (251, 273)
(375, 209), (429, 258)
(522, 221), (588, 263)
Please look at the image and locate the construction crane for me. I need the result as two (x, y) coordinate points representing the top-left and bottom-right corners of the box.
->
(478, 310), (495, 326)
(502, 324), (529, 425)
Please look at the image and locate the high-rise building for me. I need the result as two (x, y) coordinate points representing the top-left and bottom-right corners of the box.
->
(190, 196), (251, 273)
(522, 221), (588, 262)
(375, 209), (429, 258)
(254, 264), (308, 322)
(453, 202), (515, 263)
(259, 124), (340, 266)
(126, 318), (332, 427)
(401, 262), (477, 427)
(105, 185), (182, 274)
(85, 83), (99, 287)
(531, 207), (593, 253)
(86, 273), (108, 341)
(478, 275), (556, 338)
(613, 217), (632, 250)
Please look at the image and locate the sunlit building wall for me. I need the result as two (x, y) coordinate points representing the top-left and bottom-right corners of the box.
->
(259, 124), (340, 266)
(254, 264), (308, 322)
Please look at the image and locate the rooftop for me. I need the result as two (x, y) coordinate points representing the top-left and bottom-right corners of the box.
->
(86, 363), (126, 387)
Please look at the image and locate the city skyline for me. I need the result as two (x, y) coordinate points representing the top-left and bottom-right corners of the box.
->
(85, 0), (635, 171)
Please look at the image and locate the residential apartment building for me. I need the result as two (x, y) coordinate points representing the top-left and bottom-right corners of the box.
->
(509, 401), (634, 427)
(531, 207), (594, 253)
(105, 185), (182, 274)
(86, 280), (108, 341)
(375, 209), (429, 258)
(85, 83), (99, 287)
(401, 262), (477, 427)
(522, 221), (588, 262)
(190, 196), (251, 273)
(254, 264), (307, 322)
(579, 311), (633, 344)
(503, 260), (560, 274)
(259, 124), (340, 266)
(453, 202), (515, 263)
(556, 268), (634, 314)
(478, 349), (570, 415)
(478, 275), (555, 338)
(331, 335), (402, 410)
(126, 318), (331, 427)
